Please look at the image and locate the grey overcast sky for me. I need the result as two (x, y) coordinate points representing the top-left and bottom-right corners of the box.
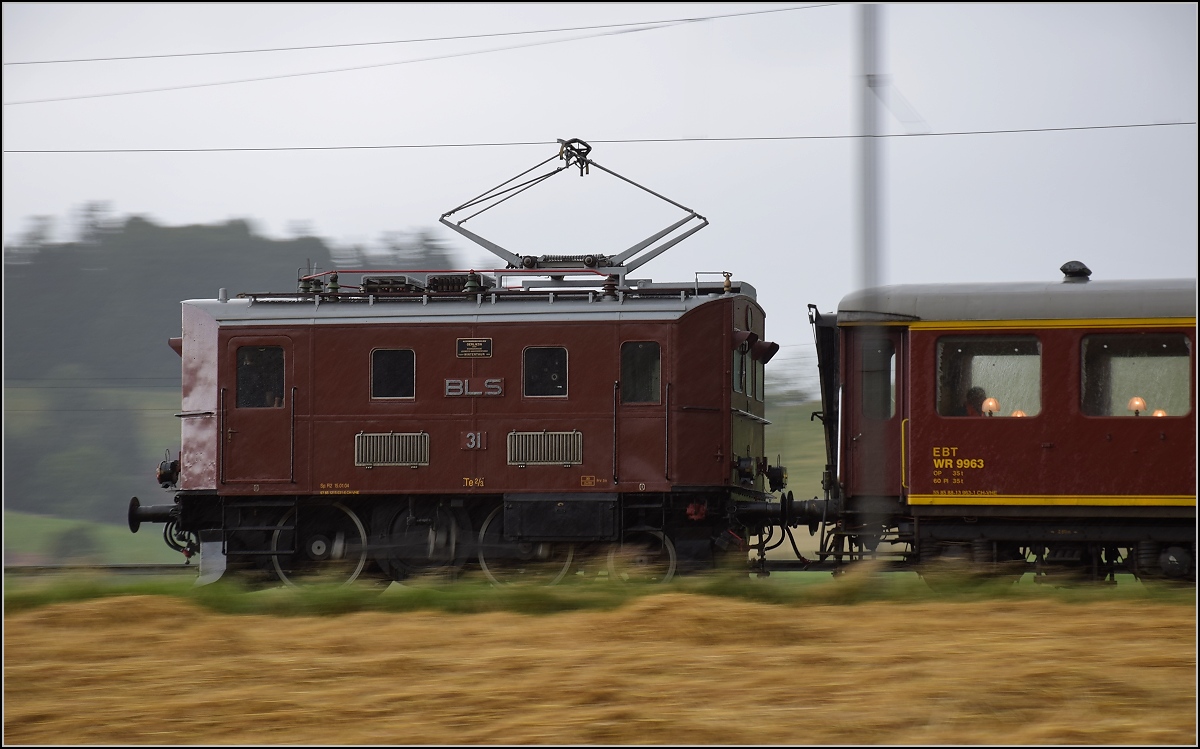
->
(2, 2), (1197, 374)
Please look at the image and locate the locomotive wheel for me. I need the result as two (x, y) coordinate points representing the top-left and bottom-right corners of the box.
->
(270, 503), (369, 588)
(380, 504), (465, 583)
(477, 506), (575, 586)
(607, 529), (677, 584)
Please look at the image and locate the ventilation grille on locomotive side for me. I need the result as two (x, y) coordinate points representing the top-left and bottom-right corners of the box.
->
(507, 431), (583, 466)
(355, 432), (430, 466)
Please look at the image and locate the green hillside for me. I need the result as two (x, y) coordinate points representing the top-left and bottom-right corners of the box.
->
(3, 510), (188, 565)
(764, 399), (830, 501)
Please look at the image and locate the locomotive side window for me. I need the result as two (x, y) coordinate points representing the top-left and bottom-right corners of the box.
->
(861, 336), (896, 419)
(936, 336), (1041, 417)
(1081, 334), (1192, 417)
(524, 347), (567, 397)
(621, 341), (660, 403)
(236, 346), (285, 408)
(371, 349), (415, 399)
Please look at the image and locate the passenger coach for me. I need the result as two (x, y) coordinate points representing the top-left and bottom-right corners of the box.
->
(808, 262), (1197, 580)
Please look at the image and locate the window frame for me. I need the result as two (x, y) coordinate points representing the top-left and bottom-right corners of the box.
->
(235, 345), (286, 409)
(620, 340), (661, 405)
(523, 345), (569, 398)
(1080, 332), (1193, 418)
(935, 334), (1043, 419)
(370, 347), (417, 400)
(861, 335), (896, 420)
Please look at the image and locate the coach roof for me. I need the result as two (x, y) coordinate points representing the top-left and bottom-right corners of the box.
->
(838, 277), (1197, 324)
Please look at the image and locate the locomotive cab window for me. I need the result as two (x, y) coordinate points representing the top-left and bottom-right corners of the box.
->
(236, 346), (285, 408)
(621, 341), (660, 404)
(861, 335), (896, 420)
(1081, 333), (1192, 417)
(524, 347), (567, 397)
(937, 336), (1041, 417)
(371, 349), (415, 399)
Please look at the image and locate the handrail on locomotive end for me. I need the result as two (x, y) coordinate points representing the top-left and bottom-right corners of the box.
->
(438, 138), (709, 285)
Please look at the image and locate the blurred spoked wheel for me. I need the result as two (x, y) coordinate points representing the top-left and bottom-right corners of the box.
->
(607, 529), (677, 583)
(270, 502), (368, 587)
(477, 506), (575, 586)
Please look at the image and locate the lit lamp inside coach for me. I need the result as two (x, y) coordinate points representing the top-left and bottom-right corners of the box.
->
(1127, 396), (1147, 416)
(1010, 410), (1027, 417)
(981, 397), (1000, 417)
(1152, 409), (1168, 417)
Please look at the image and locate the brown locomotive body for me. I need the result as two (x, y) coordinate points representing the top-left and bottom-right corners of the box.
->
(138, 272), (786, 586)
(180, 284), (769, 499)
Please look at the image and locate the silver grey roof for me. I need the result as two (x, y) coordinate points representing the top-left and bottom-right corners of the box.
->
(185, 284), (756, 326)
(838, 278), (1197, 323)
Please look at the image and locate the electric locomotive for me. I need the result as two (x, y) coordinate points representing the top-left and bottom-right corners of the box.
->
(129, 139), (789, 586)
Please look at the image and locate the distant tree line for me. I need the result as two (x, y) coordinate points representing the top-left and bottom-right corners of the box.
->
(3, 205), (457, 524)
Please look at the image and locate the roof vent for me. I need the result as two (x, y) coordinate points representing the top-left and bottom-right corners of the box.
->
(1060, 261), (1092, 283)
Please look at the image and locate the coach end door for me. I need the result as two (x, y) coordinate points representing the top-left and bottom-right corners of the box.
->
(845, 326), (907, 500)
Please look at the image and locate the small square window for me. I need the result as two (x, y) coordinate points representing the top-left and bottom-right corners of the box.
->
(372, 349), (415, 399)
(524, 347), (567, 397)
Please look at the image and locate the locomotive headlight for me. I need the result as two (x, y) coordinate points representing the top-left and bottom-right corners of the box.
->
(766, 464), (788, 492)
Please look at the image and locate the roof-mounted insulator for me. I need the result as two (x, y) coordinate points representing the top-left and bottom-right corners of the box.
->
(1060, 261), (1092, 283)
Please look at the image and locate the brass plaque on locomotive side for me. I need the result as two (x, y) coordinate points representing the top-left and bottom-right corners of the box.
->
(457, 338), (492, 358)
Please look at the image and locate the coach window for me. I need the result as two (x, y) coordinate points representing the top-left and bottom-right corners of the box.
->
(1081, 334), (1192, 417)
(937, 336), (1041, 417)
(236, 346), (285, 408)
(621, 341), (660, 404)
(524, 347), (568, 397)
(861, 335), (896, 419)
(371, 349), (415, 399)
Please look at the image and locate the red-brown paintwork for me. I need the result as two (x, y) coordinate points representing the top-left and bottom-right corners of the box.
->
(841, 324), (1197, 503)
(178, 295), (772, 498)
(906, 327), (1196, 500)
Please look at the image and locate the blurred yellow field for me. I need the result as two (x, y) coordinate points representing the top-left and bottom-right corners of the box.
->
(4, 591), (1195, 745)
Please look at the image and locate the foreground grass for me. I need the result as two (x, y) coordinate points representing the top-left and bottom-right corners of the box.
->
(5, 565), (1193, 618)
